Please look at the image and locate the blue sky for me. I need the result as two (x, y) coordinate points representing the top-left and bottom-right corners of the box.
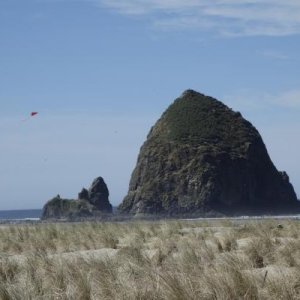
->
(1, 0), (300, 210)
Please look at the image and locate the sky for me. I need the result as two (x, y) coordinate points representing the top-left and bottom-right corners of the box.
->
(0, 0), (300, 210)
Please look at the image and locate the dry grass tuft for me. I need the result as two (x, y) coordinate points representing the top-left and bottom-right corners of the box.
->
(1, 219), (300, 299)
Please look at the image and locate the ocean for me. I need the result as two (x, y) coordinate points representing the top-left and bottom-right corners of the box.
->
(1, 209), (299, 223)
(0, 209), (42, 221)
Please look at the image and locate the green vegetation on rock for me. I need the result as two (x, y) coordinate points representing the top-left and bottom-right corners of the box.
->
(167, 91), (254, 144)
(42, 195), (96, 219)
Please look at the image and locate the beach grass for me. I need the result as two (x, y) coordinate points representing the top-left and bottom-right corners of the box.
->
(1, 219), (300, 299)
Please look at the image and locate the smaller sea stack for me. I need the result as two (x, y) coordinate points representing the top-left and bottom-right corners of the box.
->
(42, 176), (112, 219)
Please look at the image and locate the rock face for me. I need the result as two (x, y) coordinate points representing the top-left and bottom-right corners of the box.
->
(42, 195), (96, 219)
(42, 177), (112, 219)
(78, 188), (89, 200)
(88, 177), (111, 211)
(119, 90), (300, 216)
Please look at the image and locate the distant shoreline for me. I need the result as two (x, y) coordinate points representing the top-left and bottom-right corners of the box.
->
(1, 212), (300, 225)
(0, 209), (42, 222)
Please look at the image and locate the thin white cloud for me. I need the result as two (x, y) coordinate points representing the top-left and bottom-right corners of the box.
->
(274, 90), (300, 108)
(225, 89), (300, 111)
(95, 0), (300, 36)
(260, 50), (289, 60)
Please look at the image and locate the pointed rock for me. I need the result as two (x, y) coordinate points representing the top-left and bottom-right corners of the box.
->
(78, 188), (89, 200)
(88, 177), (112, 213)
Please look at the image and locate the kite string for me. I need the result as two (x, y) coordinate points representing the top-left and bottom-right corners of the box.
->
(21, 117), (31, 122)
(21, 112), (38, 123)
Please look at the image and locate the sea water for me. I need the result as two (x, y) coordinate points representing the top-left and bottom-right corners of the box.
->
(0, 209), (42, 221)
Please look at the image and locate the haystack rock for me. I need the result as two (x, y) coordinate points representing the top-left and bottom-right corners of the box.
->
(119, 90), (299, 216)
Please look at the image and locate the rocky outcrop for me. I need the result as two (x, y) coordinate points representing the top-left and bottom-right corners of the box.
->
(42, 177), (112, 219)
(88, 177), (111, 212)
(78, 188), (89, 200)
(42, 195), (96, 219)
(119, 90), (300, 216)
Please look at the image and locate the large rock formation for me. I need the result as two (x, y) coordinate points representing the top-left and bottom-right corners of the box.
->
(42, 176), (112, 219)
(119, 90), (300, 216)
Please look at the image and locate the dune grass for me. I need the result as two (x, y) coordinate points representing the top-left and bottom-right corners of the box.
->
(1, 219), (300, 299)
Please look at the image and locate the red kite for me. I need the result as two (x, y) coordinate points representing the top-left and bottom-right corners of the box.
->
(21, 112), (39, 122)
